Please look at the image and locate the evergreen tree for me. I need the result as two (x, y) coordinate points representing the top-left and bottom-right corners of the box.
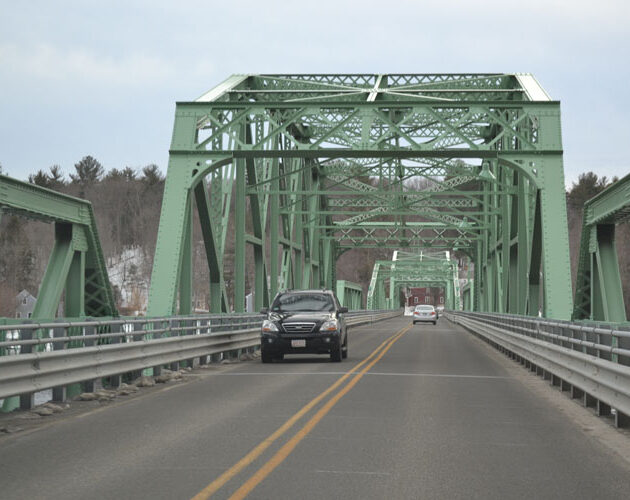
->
(28, 165), (65, 190)
(70, 156), (104, 185)
(29, 170), (51, 187)
(567, 172), (612, 208)
(122, 167), (137, 181)
(48, 165), (65, 189)
(105, 168), (124, 181)
(141, 164), (164, 186)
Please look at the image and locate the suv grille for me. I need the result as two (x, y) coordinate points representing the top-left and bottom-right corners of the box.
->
(282, 322), (316, 334)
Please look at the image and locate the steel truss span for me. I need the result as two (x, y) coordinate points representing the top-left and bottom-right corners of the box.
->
(573, 172), (630, 322)
(0, 175), (116, 319)
(367, 250), (461, 310)
(147, 73), (573, 320)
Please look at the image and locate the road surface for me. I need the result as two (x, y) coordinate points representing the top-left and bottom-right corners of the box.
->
(1, 316), (629, 499)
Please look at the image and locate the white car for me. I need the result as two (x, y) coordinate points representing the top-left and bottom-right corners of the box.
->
(412, 305), (437, 325)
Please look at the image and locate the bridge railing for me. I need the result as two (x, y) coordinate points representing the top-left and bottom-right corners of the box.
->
(446, 310), (630, 428)
(0, 309), (400, 409)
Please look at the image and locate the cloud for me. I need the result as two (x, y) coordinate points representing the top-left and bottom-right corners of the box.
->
(0, 43), (175, 87)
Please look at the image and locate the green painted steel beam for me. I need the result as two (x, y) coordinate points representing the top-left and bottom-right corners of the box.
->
(573, 174), (630, 322)
(0, 175), (116, 319)
(146, 73), (573, 321)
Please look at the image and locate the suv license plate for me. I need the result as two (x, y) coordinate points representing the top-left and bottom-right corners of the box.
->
(291, 339), (306, 348)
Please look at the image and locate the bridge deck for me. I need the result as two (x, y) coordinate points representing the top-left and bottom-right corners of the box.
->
(1, 317), (629, 499)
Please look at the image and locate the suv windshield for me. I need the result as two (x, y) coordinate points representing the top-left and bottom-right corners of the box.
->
(271, 293), (334, 312)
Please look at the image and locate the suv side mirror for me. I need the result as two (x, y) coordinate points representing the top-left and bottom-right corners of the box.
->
(260, 308), (268, 315)
(338, 307), (348, 314)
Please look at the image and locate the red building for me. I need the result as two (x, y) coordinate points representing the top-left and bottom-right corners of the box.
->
(406, 287), (444, 307)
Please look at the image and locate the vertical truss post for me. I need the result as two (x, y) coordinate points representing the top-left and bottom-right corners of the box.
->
(516, 175), (530, 314)
(194, 180), (227, 313)
(234, 157), (246, 312)
(537, 156), (573, 319)
(245, 123), (270, 310)
(591, 225), (625, 322)
(64, 249), (85, 317)
(269, 155), (280, 300)
(146, 152), (196, 316)
(33, 224), (76, 318)
(528, 192), (543, 316)
(178, 196), (193, 315)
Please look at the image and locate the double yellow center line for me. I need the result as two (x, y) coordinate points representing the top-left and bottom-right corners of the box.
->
(192, 323), (411, 500)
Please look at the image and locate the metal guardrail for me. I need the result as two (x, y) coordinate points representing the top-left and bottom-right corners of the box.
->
(0, 310), (400, 407)
(446, 310), (630, 428)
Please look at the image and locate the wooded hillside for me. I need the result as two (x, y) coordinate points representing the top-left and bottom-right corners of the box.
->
(0, 160), (627, 317)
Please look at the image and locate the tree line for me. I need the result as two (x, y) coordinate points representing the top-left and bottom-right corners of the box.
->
(0, 156), (165, 316)
(0, 160), (628, 317)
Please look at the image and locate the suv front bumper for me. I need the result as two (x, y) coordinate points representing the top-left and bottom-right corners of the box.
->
(261, 331), (342, 355)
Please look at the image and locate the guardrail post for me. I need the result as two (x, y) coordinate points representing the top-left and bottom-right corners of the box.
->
(108, 323), (122, 389)
(615, 411), (630, 428)
(570, 386), (584, 400)
(82, 322), (96, 393)
(583, 393), (597, 409)
(52, 322), (67, 402)
(19, 324), (35, 410)
(169, 318), (180, 371)
(128, 322), (144, 381)
(184, 319), (196, 369)
(209, 317), (221, 362)
(199, 320), (209, 365)
(597, 401), (611, 417)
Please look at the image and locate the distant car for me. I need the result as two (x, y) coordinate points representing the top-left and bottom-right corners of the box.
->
(413, 305), (437, 325)
(436, 305), (445, 317)
(259, 289), (348, 363)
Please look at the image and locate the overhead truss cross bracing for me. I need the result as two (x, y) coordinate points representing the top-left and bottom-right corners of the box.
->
(147, 73), (573, 320)
(366, 250), (461, 310)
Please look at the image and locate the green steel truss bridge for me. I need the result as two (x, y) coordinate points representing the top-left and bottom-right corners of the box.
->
(2, 73), (629, 324)
(3, 75), (630, 482)
(147, 73), (572, 320)
(367, 250), (460, 310)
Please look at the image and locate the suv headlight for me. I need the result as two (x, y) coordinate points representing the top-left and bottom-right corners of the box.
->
(320, 319), (339, 332)
(262, 320), (278, 333)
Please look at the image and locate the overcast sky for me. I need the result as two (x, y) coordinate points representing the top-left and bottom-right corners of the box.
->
(1, 0), (628, 187)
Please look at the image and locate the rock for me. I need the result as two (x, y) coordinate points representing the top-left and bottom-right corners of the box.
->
(95, 390), (115, 401)
(78, 392), (97, 401)
(185, 367), (192, 372)
(16, 412), (41, 420)
(42, 403), (64, 413)
(0, 425), (22, 434)
(134, 376), (155, 387)
(240, 353), (254, 361)
(117, 383), (138, 396)
(155, 374), (172, 384)
(32, 407), (53, 416)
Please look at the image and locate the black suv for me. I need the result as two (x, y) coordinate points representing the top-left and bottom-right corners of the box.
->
(260, 290), (348, 363)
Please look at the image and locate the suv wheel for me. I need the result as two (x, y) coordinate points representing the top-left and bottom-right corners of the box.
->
(330, 341), (342, 362)
(261, 347), (273, 363)
(342, 336), (348, 359)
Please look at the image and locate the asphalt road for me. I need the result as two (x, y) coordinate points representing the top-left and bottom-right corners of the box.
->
(1, 316), (629, 499)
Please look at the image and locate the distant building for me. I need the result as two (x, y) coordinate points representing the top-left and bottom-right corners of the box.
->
(407, 287), (444, 307)
(15, 290), (36, 319)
